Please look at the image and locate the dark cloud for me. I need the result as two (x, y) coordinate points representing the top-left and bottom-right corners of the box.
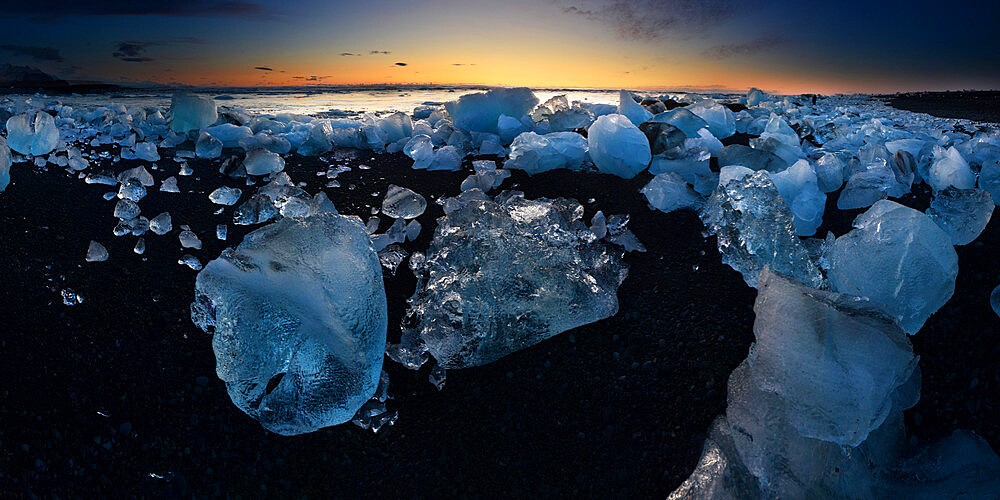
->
(293, 75), (330, 81)
(702, 34), (784, 59)
(451, 63), (476, 66)
(394, 62), (408, 67)
(339, 52), (360, 56)
(112, 38), (205, 62)
(559, 0), (747, 41)
(0, 45), (64, 62)
(254, 66), (273, 71)
(7, 1), (266, 21)
(370, 50), (391, 55)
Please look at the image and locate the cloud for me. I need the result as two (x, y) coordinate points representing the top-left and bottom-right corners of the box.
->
(7, 1), (267, 21)
(558, 0), (747, 41)
(293, 75), (330, 81)
(702, 34), (785, 59)
(394, 62), (408, 67)
(370, 50), (391, 55)
(0, 45), (64, 62)
(339, 52), (360, 56)
(254, 66), (273, 71)
(112, 38), (204, 62)
(451, 63), (476, 66)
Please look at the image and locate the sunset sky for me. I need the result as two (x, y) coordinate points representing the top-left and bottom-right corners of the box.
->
(2, 0), (998, 94)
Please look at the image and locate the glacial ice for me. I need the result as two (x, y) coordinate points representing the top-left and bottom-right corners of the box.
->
(640, 172), (704, 214)
(716, 144), (787, 173)
(837, 159), (899, 210)
(243, 149), (285, 176)
(927, 146), (976, 191)
(687, 100), (736, 139)
(114, 199), (140, 220)
(209, 186), (243, 206)
(617, 90), (652, 126)
(0, 136), (12, 192)
(86, 241), (108, 262)
(117, 179), (146, 202)
(981, 159), (1000, 204)
(6, 111), (59, 156)
(587, 114), (651, 179)
(170, 94), (218, 134)
(444, 87), (538, 134)
(650, 108), (709, 138)
(769, 159), (826, 237)
(196, 132), (223, 159)
(150, 212), (172, 235)
(814, 152), (845, 193)
(191, 214), (387, 435)
(160, 177), (180, 193)
(639, 122), (686, 155)
(203, 124), (252, 149)
(388, 193), (628, 369)
(381, 185), (426, 219)
(699, 171), (824, 289)
(926, 187), (994, 245)
(504, 131), (588, 175)
(828, 200), (958, 334)
(746, 87), (770, 106)
(993, 285), (1000, 318)
(179, 230), (202, 249)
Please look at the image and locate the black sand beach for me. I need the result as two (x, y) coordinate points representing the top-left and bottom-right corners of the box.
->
(1, 98), (998, 497)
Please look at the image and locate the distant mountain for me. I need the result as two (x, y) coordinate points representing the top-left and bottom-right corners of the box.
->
(0, 64), (118, 93)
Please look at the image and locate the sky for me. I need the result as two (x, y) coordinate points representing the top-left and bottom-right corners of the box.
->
(1, 0), (998, 94)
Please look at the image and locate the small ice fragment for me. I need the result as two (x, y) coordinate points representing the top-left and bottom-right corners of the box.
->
(150, 212), (172, 235)
(61, 288), (84, 306)
(86, 241), (108, 262)
(102, 192), (116, 201)
(114, 200), (140, 220)
(209, 186), (242, 206)
(216, 224), (227, 241)
(160, 176), (180, 193)
(404, 219), (421, 241)
(178, 254), (203, 270)
(381, 184), (426, 219)
(179, 230), (202, 249)
(134, 237), (146, 254)
(117, 179), (146, 202)
(243, 149), (285, 176)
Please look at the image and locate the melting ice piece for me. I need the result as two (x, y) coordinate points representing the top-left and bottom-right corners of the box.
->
(203, 124), (252, 149)
(717, 144), (787, 173)
(216, 224), (227, 240)
(0, 136), (12, 192)
(117, 179), (146, 202)
(191, 214), (387, 435)
(927, 146), (976, 191)
(160, 177), (180, 193)
(150, 212), (172, 235)
(815, 153), (844, 193)
(5, 111), (59, 156)
(504, 131), (588, 175)
(769, 159), (826, 237)
(178, 254), (202, 270)
(114, 200), (140, 220)
(179, 230), (202, 249)
(134, 238), (146, 255)
(650, 107), (708, 138)
(243, 149), (285, 176)
(746, 87), (770, 106)
(86, 241), (108, 262)
(390, 193), (628, 369)
(444, 87), (538, 134)
(209, 186), (243, 206)
(981, 159), (1000, 205)
(617, 90), (652, 126)
(700, 171), (824, 289)
(926, 187), (994, 245)
(837, 160), (898, 210)
(828, 200), (958, 334)
(640, 172), (704, 213)
(686, 100), (736, 139)
(196, 132), (223, 159)
(117, 166), (155, 187)
(587, 114), (651, 179)
(234, 193), (280, 225)
(381, 185), (427, 219)
(170, 93), (218, 133)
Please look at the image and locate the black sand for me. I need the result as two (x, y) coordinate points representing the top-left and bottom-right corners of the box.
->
(1, 109), (998, 497)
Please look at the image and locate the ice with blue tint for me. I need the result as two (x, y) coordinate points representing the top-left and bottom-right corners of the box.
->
(191, 214), (387, 435)
(640, 172), (704, 214)
(381, 184), (426, 219)
(759, 113), (800, 148)
(0, 136), (12, 192)
(981, 159), (1000, 205)
(699, 171), (824, 289)
(687, 100), (736, 139)
(209, 186), (243, 206)
(203, 124), (253, 149)
(926, 187), (994, 245)
(389, 193), (627, 369)
(243, 148), (285, 176)
(717, 144), (787, 173)
(617, 90), (652, 126)
(444, 87), (539, 134)
(992, 285), (1000, 318)
(587, 114), (651, 179)
(928, 146), (976, 191)
(650, 108), (709, 138)
(815, 152), (844, 192)
(837, 159), (898, 210)
(746, 87), (770, 106)
(828, 200), (958, 334)
(504, 131), (588, 175)
(196, 131), (223, 159)
(170, 93), (218, 134)
(769, 159), (826, 237)
(6, 111), (59, 156)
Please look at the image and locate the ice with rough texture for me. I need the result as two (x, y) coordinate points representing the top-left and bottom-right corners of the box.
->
(769, 159), (826, 236)
(617, 90), (652, 126)
(6, 111), (59, 156)
(828, 200), (958, 334)
(114, 199), (140, 220)
(927, 146), (976, 191)
(243, 149), (285, 176)
(191, 214), (387, 435)
(0, 136), (12, 192)
(86, 241), (108, 262)
(170, 93), (218, 133)
(837, 159), (898, 210)
(926, 187), (994, 245)
(640, 172), (704, 213)
(504, 131), (588, 175)
(586, 114), (651, 179)
(389, 193), (628, 369)
(746, 87), (770, 106)
(160, 176), (180, 193)
(150, 212), (172, 235)
(651, 108), (708, 138)
(117, 179), (146, 202)
(196, 132), (223, 159)
(981, 159), (1000, 205)
(992, 285), (1000, 318)
(209, 186), (243, 206)
(687, 101), (736, 139)
(444, 87), (538, 134)
(699, 171), (824, 289)
(179, 230), (202, 249)
(815, 152), (844, 192)
(381, 185), (426, 219)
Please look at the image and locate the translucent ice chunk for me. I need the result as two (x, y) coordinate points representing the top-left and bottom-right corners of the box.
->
(504, 131), (588, 175)
(926, 187), (994, 245)
(381, 185), (426, 219)
(587, 114), (651, 179)
(86, 241), (108, 262)
(640, 172), (704, 213)
(170, 93), (218, 133)
(209, 186), (243, 206)
(6, 111), (59, 156)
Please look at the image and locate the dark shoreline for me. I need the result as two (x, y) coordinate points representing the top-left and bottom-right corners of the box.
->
(882, 91), (1000, 124)
(1, 113), (999, 496)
